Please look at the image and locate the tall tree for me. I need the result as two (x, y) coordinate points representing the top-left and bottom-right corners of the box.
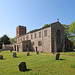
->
(69, 21), (75, 36)
(1, 35), (11, 44)
(0, 35), (11, 49)
(68, 22), (75, 47)
(62, 24), (70, 38)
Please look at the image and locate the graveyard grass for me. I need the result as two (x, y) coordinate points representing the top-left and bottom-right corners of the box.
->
(0, 51), (75, 75)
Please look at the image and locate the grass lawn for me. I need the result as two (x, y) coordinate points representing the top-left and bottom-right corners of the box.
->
(0, 51), (75, 75)
(60, 52), (75, 56)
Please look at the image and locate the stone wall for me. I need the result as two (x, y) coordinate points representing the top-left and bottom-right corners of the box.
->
(51, 22), (65, 52)
(30, 27), (51, 52)
(22, 40), (31, 51)
(65, 37), (73, 51)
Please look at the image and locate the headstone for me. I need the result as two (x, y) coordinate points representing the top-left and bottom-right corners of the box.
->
(13, 52), (17, 57)
(10, 49), (12, 52)
(27, 52), (30, 56)
(0, 49), (2, 52)
(53, 52), (55, 54)
(0, 55), (3, 59)
(36, 51), (39, 54)
(18, 62), (27, 71)
(55, 53), (60, 60)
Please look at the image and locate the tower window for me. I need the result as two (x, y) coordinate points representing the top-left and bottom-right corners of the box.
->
(22, 30), (24, 34)
(17, 31), (18, 34)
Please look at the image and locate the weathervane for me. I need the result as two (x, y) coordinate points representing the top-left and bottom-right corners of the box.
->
(57, 18), (59, 22)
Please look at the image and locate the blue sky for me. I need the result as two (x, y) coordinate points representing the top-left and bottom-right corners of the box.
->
(0, 0), (75, 38)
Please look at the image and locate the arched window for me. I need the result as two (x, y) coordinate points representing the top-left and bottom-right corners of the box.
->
(57, 30), (61, 42)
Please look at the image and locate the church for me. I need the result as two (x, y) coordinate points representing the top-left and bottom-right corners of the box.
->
(2, 21), (73, 52)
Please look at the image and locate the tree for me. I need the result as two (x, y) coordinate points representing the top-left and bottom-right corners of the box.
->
(68, 22), (75, 47)
(69, 21), (75, 36)
(73, 42), (75, 48)
(10, 37), (16, 43)
(62, 24), (70, 38)
(62, 23), (75, 47)
(0, 35), (11, 49)
(0, 38), (2, 49)
(43, 24), (49, 28)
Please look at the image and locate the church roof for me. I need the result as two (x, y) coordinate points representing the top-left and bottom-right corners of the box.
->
(19, 21), (64, 37)
(29, 21), (61, 33)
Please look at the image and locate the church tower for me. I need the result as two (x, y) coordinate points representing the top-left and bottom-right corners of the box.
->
(16, 25), (26, 42)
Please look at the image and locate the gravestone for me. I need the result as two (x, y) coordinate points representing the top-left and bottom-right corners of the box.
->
(55, 53), (60, 60)
(13, 52), (17, 57)
(27, 52), (30, 56)
(53, 52), (55, 54)
(0, 49), (2, 52)
(18, 62), (27, 71)
(36, 51), (39, 54)
(0, 55), (3, 59)
(10, 49), (12, 52)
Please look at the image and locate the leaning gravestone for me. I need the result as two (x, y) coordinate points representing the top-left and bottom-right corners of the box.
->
(27, 52), (30, 56)
(13, 52), (17, 57)
(18, 62), (27, 71)
(36, 51), (39, 54)
(55, 53), (60, 60)
(0, 55), (3, 59)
